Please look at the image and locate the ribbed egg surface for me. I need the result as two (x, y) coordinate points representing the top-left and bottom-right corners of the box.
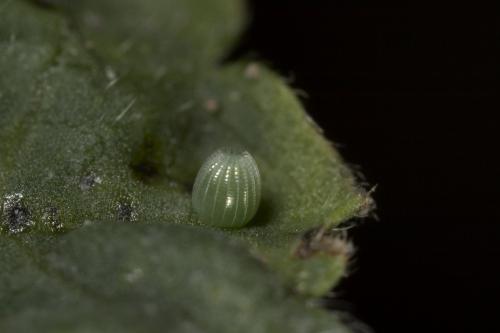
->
(192, 148), (261, 228)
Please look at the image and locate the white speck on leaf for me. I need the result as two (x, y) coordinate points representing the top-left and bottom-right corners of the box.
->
(229, 91), (241, 101)
(244, 63), (261, 79)
(105, 66), (119, 90)
(178, 101), (195, 112)
(115, 98), (136, 122)
(124, 267), (144, 283)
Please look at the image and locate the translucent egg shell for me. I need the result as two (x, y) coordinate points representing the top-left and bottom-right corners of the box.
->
(192, 148), (261, 227)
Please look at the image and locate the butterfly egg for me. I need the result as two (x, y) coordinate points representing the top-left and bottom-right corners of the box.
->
(192, 148), (261, 228)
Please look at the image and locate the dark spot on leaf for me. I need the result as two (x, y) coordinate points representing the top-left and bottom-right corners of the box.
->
(1, 194), (33, 234)
(8, 206), (31, 232)
(32, 0), (56, 9)
(117, 201), (137, 223)
(130, 134), (164, 183)
(43, 206), (63, 232)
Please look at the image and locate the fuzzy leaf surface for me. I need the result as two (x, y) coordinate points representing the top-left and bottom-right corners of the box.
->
(0, 1), (372, 318)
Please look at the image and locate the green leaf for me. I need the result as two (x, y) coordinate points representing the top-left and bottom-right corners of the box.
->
(46, 0), (246, 76)
(0, 0), (372, 325)
(0, 224), (353, 333)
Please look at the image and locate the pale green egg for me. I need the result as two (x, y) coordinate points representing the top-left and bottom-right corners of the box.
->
(192, 148), (261, 227)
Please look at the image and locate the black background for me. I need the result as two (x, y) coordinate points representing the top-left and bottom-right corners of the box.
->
(233, 1), (499, 332)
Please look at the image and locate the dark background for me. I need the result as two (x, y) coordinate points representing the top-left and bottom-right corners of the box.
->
(232, 1), (499, 332)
